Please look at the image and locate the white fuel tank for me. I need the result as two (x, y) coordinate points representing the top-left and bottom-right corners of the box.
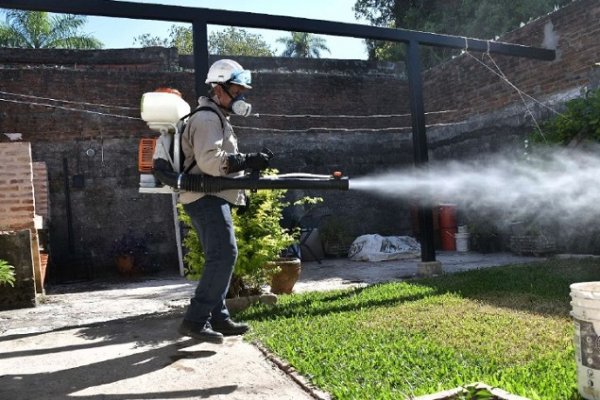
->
(140, 92), (191, 130)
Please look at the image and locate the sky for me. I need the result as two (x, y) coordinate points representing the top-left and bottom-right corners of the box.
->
(84, 0), (370, 59)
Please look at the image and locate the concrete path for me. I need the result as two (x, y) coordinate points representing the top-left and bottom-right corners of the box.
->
(0, 252), (540, 400)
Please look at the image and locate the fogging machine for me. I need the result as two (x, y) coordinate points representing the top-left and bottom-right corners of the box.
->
(137, 91), (349, 194)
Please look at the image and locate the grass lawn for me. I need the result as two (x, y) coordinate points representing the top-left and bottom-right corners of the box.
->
(239, 258), (600, 400)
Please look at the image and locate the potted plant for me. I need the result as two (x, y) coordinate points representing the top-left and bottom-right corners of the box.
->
(179, 170), (310, 308)
(110, 230), (148, 276)
(232, 185), (299, 296)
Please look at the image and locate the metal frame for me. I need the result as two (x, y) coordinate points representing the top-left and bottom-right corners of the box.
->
(0, 0), (556, 262)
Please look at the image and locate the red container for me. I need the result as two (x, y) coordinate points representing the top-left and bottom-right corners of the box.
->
(438, 204), (457, 229)
(440, 228), (457, 251)
(439, 204), (457, 251)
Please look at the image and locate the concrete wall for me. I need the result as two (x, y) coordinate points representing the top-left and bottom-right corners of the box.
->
(0, 230), (36, 310)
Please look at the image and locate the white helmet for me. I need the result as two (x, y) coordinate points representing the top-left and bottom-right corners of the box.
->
(205, 59), (252, 89)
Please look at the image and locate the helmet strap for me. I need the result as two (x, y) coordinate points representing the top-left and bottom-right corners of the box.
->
(218, 83), (235, 100)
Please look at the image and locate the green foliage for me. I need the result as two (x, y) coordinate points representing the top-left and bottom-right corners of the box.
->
(134, 25), (273, 56)
(277, 32), (330, 58)
(0, 259), (16, 287)
(530, 88), (600, 145)
(0, 10), (102, 49)
(231, 186), (297, 293)
(178, 205), (204, 281)
(456, 384), (495, 400)
(179, 170), (302, 295)
(241, 258), (594, 399)
(209, 27), (274, 57)
(353, 0), (571, 67)
(133, 25), (192, 53)
(132, 33), (170, 48)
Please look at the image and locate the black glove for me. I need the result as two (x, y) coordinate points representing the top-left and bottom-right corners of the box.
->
(245, 152), (271, 171)
(226, 149), (273, 173)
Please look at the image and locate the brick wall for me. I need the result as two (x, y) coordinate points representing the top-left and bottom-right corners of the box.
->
(32, 162), (49, 222)
(424, 0), (600, 122)
(0, 0), (598, 277)
(0, 142), (35, 230)
(0, 48), (412, 279)
(0, 46), (180, 71)
(0, 142), (42, 294)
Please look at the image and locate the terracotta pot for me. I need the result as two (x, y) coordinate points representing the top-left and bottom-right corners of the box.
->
(269, 257), (301, 294)
(115, 254), (135, 276)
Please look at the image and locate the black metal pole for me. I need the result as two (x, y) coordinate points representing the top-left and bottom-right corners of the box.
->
(0, 0), (555, 61)
(192, 19), (209, 98)
(62, 157), (75, 254)
(406, 40), (436, 262)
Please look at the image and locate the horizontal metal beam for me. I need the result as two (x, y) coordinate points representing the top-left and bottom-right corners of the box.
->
(0, 0), (555, 60)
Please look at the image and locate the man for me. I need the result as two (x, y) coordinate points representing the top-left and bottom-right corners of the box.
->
(178, 59), (271, 343)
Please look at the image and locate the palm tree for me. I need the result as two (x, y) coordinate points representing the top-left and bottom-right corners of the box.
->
(277, 32), (330, 58)
(0, 10), (102, 49)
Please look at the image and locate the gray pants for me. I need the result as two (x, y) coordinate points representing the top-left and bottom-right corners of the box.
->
(183, 195), (237, 325)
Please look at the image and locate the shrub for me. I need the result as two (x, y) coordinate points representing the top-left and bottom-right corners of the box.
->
(529, 87), (600, 145)
(179, 170), (303, 297)
(0, 259), (16, 287)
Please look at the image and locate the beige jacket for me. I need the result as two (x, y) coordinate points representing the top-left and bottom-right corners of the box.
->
(178, 96), (246, 205)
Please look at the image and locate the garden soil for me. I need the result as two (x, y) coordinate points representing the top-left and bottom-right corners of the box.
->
(0, 252), (539, 400)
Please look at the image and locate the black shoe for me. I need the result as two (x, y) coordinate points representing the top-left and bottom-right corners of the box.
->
(210, 318), (250, 336)
(178, 320), (224, 344)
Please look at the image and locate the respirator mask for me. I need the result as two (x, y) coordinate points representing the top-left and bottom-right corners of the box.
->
(230, 94), (252, 117)
(221, 84), (252, 117)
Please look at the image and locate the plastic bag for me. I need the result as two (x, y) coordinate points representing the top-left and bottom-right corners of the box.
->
(348, 234), (421, 262)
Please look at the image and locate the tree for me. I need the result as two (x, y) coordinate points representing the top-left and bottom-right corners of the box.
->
(353, 0), (572, 68)
(277, 32), (330, 58)
(134, 25), (273, 56)
(0, 9), (102, 49)
(209, 27), (273, 56)
(134, 25), (193, 54)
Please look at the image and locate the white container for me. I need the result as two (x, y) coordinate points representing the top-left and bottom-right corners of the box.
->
(454, 232), (470, 252)
(140, 92), (191, 125)
(570, 282), (600, 400)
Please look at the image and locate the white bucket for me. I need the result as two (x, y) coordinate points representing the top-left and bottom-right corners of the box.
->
(570, 282), (600, 400)
(455, 232), (470, 252)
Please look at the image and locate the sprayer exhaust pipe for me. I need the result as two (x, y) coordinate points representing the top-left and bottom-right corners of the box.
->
(180, 174), (349, 192)
(152, 161), (349, 192)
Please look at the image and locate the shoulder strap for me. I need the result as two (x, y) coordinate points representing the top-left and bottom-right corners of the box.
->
(180, 106), (225, 174)
(180, 106), (224, 129)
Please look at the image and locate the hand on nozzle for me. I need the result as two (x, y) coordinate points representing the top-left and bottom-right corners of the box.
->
(260, 147), (275, 160)
(245, 151), (271, 171)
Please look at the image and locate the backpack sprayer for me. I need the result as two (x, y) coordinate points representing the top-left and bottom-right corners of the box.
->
(137, 91), (349, 194)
